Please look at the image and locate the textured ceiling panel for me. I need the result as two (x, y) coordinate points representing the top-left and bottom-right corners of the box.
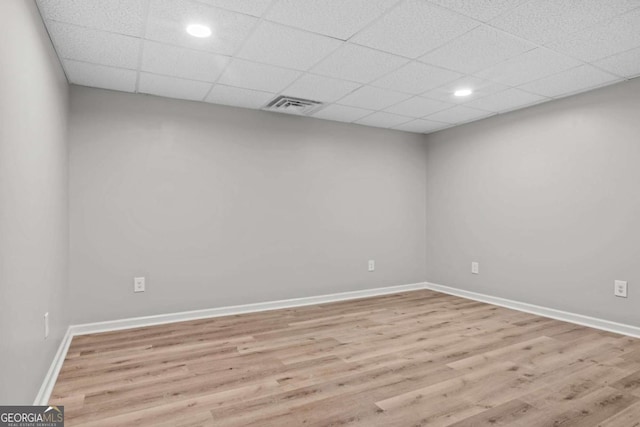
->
(373, 62), (462, 95)
(424, 77), (508, 104)
(282, 74), (361, 103)
(197, 0), (273, 17)
(138, 73), (212, 101)
(47, 22), (141, 69)
(547, 8), (640, 62)
(267, 0), (399, 40)
(37, 0), (147, 36)
(427, 0), (529, 22)
(355, 111), (412, 128)
(217, 59), (301, 93)
(338, 86), (411, 111)
(64, 60), (138, 92)
(420, 25), (536, 75)
(205, 84), (274, 109)
(384, 96), (451, 118)
(465, 88), (547, 113)
(518, 65), (621, 98)
(312, 104), (374, 123)
(425, 105), (493, 124)
(312, 44), (408, 84)
(475, 48), (581, 87)
(594, 48), (640, 79)
(392, 118), (449, 133)
(490, 0), (640, 45)
(238, 22), (342, 71)
(146, 0), (257, 56)
(352, 0), (478, 58)
(141, 41), (230, 82)
(38, 0), (640, 134)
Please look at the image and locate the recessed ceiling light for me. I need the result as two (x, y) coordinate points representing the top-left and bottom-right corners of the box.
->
(186, 24), (212, 38)
(454, 88), (473, 97)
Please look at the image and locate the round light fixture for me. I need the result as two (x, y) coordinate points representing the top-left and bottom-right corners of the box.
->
(454, 88), (473, 97)
(186, 24), (212, 38)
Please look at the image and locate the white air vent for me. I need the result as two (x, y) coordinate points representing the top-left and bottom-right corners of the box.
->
(265, 95), (323, 116)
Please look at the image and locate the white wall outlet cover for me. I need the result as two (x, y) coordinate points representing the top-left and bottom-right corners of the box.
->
(134, 277), (146, 293)
(614, 280), (628, 298)
(368, 260), (375, 272)
(44, 312), (49, 339)
(471, 262), (479, 274)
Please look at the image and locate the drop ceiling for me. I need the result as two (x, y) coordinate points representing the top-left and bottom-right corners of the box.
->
(37, 0), (640, 134)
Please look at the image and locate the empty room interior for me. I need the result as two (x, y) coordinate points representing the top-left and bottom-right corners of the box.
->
(3, 0), (640, 425)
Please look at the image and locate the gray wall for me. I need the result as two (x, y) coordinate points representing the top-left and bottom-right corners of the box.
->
(425, 78), (640, 327)
(68, 86), (427, 324)
(0, 1), (69, 403)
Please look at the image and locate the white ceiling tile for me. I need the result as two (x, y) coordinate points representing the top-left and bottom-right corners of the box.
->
(46, 22), (140, 69)
(424, 76), (508, 104)
(282, 74), (360, 103)
(266, 0), (399, 40)
(427, 0), (529, 22)
(141, 41), (230, 82)
(312, 44), (408, 84)
(312, 104), (374, 123)
(594, 47), (640, 79)
(64, 60), (137, 92)
(475, 48), (581, 87)
(37, 0), (146, 36)
(351, 0), (479, 58)
(384, 96), (451, 118)
(41, 0), (640, 131)
(146, 0), (258, 56)
(205, 84), (274, 109)
(196, 0), (272, 17)
(217, 59), (301, 93)
(465, 88), (547, 113)
(425, 105), (494, 124)
(490, 0), (640, 45)
(138, 73), (212, 101)
(547, 8), (640, 62)
(372, 62), (461, 95)
(355, 111), (411, 128)
(420, 25), (536, 75)
(392, 118), (449, 133)
(337, 86), (411, 110)
(518, 65), (621, 98)
(237, 21), (342, 71)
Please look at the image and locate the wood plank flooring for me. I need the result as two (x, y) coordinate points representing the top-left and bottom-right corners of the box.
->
(50, 290), (640, 426)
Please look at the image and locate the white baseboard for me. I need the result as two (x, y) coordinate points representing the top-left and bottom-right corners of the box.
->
(33, 282), (426, 404)
(34, 280), (640, 405)
(33, 326), (73, 405)
(424, 282), (640, 339)
(69, 282), (427, 336)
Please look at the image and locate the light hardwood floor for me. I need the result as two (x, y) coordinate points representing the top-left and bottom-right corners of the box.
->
(51, 290), (640, 426)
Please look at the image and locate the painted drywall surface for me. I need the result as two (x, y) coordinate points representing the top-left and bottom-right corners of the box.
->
(425, 78), (640, 326)
(0, 1), (69, 403)
(68, 87), (427, 323)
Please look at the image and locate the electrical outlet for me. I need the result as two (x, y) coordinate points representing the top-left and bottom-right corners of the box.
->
(614, 280), (628, 298)
(44, 312), (49, 339)
(134, 277), (146, 293)
(471, 262), (479, 275)
(368, 260), (375, 272)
